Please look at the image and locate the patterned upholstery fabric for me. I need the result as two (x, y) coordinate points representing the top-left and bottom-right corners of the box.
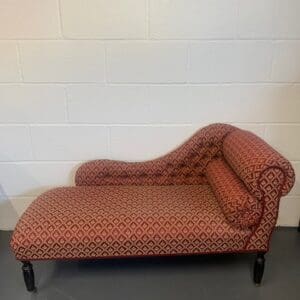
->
(206, 159), (262, 229)
(223, 130), (295, 199)
(245, 167), (285, 251)
(223, 129), (295, 251)
(10, 185), (251, 260)
(75, 124), (235, 186)
(10, 123), (295, 261)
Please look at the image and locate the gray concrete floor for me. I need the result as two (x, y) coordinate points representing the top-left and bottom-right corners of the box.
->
(0, 228), (299, 300)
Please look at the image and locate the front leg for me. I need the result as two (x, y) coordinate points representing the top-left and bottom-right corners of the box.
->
(253, 253), (266, 285)
(21, 261), (36, 292)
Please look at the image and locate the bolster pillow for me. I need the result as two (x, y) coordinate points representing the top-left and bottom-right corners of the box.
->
(223, 129), (295, 200)
(206, 159), (262, 229)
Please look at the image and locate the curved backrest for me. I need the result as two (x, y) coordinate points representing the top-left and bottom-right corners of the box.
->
(75, 123), (235, 186)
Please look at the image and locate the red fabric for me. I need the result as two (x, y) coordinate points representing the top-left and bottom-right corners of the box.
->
(246, 167), (285, 251)
(206, 159), (262, 229)
(75, 124), (235, 186)
(222, 129), (295, 251)
(10, 123), (295, 261)
(10, 185), (251, 261)
(223, 130), (295, 199)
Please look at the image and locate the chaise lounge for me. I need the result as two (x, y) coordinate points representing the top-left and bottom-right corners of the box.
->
(10, 124), (295, 291)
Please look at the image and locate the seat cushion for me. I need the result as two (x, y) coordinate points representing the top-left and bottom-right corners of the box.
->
(10, 185), (251, 260)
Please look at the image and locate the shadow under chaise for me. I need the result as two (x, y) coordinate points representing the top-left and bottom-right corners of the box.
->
(10, 124), (295, 291)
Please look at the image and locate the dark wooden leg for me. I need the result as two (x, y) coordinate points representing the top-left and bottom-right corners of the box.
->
(21, 261), (36, 292)
(253, 253), (265, 285)
(298, 218), (300, 232)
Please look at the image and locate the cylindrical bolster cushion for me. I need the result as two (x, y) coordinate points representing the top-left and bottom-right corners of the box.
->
(206, 159), (262, 229)
(223, 129), (295, 200)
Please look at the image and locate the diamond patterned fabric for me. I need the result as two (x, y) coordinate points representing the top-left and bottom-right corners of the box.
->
(206, 159), (262, 229)
(223, 129), (295, 251)
(10, 185), (251, 260)
(246, 167), (286, 251)
(75, 124), (235, 186)
(10, 123), (295, 261)
(223, 129), (295, 199)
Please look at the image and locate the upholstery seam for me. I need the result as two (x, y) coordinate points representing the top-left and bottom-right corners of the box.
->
(14, 248), (267, 262)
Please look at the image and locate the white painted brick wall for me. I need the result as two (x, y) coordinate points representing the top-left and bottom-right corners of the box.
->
(273, 0), (300, 39)
(149, 0), (237, 39)
(271, 41), (300, 82)
(30, 125), (110, 160)
(106, 42), (188, 83)
(0, 85), (66, 123)
(60, 0), (146, 39)
(0, 126), (33, 161)
(0, 42), (20, 82)
(0, 162), (78, 197)
(237, 0), (274, 39)
(189, 41), (273, 83)
(110, 125), (199, 161)
(20, 41), (106, 82)
(0, 0), (61, 39)
(0, 0), (299, 229)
